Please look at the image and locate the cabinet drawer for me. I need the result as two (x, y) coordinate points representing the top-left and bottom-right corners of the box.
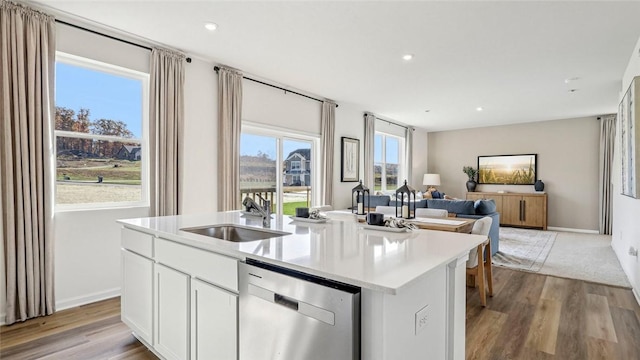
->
(155, 238), (238, 292)
(122, 228), (153, 258)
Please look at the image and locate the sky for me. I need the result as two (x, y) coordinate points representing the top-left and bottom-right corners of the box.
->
(374, 134), (399, 163)
(241, 133), (311, 160)
(56, 62), (143, 138)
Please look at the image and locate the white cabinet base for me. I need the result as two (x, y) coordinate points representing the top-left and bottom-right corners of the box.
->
(191, 278), (238, 360)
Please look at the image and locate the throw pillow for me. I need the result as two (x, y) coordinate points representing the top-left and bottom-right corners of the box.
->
(474, 199), (497, 215)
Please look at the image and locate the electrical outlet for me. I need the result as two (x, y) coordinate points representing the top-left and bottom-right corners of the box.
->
(415, 304), (430, 335)
(629, 246), (638, 257)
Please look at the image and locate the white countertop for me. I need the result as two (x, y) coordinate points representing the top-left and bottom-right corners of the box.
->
(118, 211), (485, 295)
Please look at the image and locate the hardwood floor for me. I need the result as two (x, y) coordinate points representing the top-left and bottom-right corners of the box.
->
(0, 297), (156, 360)
(1, 268), (639, 360)
(466, 267), (640, 360)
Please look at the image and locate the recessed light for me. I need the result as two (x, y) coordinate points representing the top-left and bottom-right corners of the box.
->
(476, 107), (483, 112)
(425, 109), (430, 113)
(204, 22), (218, 31)
(564, 77), (580, 84)
(402, 54), (414, 61)
(568, 89), (579, 93)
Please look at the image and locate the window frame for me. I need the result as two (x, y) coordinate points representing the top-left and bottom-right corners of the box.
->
(374, 131), (406, 192)
(54, 52), (150, 211)
(241, 122), (320, 214)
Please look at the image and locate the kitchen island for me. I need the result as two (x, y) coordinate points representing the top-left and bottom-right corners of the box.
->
(118, 211), (485, 360)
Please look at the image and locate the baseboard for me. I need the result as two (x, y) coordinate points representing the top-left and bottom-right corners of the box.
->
(546, 226), (600, 234)
(55, 287), (121, 312)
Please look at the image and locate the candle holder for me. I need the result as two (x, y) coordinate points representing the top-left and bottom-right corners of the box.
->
(395, 180), (416, 219)
(351, 180), (370, 215)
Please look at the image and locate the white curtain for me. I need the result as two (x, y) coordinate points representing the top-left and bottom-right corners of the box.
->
(321, 101), (336, 206)
(405, 126), (414, 185)
(0, 0), (56, 324)
(363, 112), (375, 189)
(149, 48), (185, 216)
(217, 67), (243, 211)
(599, 114), (616, 235)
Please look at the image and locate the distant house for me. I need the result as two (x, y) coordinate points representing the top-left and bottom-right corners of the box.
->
(116, 145), (141, 161)
(283, 148), (311, 186)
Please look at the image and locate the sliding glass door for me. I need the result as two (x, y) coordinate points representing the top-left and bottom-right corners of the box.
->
(240, 126), (318, 215)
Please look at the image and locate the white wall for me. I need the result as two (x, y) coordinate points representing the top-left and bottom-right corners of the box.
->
(52, 22), (153, 310)
(54, 207), (148, 310)
(612, 35), (640, 301)
(332, 103), (366, 210)
(243, 78), (322, 134)
(428, 117), (600, 231)
(180, 57), (218, 215)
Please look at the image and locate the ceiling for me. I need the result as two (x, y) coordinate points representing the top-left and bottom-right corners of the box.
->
(31, 1), (640, 132)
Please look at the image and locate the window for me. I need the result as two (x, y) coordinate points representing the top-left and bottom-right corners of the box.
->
(240, 125), (319, 215)
(374, 132), (404, 191)
(54, 52), (149, 208)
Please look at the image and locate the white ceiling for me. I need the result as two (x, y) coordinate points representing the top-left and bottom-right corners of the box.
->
(32, 1), (640, 131)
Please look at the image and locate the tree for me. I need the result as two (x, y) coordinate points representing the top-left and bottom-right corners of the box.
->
(55, 106), (134, 159)
(91, 119), (133, 157)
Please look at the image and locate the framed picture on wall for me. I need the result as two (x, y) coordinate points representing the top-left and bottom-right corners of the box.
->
(341, 137), (359, 182)
(620, 76), (640, 198)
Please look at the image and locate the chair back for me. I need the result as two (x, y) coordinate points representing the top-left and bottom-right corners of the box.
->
(468, 216), (493, 268)
(325, 210), (357, 222)
(374, 206), (397, 215)
(415, 208), (448, 218)
(312, 205), (333, 211)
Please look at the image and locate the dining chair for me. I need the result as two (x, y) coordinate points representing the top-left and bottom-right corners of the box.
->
(325, 210), (357, 222)
(467, 216), (493, 307)
(312, 205), (333, 212)
(415, 208), (448, 218)
(374, 206), (397, 215)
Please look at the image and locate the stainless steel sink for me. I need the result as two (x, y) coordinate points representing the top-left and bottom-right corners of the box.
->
(180, 224), (290, 242)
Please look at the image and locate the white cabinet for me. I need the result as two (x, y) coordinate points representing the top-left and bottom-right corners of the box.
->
(155, 263), (191, 360)
(121, 249), (153, 345)
(191, 279), (238, 360)
(121, 227), (240, 360)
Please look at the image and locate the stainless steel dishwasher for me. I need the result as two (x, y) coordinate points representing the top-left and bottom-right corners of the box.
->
(239, 259), (361, 360)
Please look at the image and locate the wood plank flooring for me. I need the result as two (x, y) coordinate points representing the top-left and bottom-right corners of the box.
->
(0, 297), (156, 360)
(1, 267), (638, 359)
(467, 267), (640, 360)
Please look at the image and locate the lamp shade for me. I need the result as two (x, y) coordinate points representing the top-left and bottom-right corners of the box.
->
(423, 173), (441, 186)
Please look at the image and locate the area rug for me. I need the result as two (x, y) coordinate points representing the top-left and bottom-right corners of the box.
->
(537, 232), (631, 288)
(492, 228), (557, 272)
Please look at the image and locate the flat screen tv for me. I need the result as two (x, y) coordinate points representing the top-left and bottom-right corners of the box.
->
(477, 154), (537, 185)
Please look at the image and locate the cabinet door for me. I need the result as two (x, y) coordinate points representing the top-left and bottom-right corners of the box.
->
(121, 249), (153, 345)
(501, 196), (522, 226)
(191, 279), (238, 360)
(465, 193), (485, 201)
(522, 195), (546, 228)
(155, 264), (190, 360)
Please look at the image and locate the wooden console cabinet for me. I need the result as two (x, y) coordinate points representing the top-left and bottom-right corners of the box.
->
(466, 192), (547, 230)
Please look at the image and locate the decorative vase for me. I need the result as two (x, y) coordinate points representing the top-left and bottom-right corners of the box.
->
(466, 180), (477, 192)
(534, 180), (545, 192)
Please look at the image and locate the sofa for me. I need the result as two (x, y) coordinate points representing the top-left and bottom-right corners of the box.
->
(356, 195), (500, 255)
(426, 199), (500, 255)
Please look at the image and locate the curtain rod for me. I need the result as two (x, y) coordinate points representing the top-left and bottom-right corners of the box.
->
(214, 66), (337, 108)
(55, 19), (192, 63)
(365, 113), (413, 131)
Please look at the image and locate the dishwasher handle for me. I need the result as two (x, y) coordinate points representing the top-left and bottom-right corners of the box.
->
(247, 283), (335, 325)
(274, 293), (299, 311)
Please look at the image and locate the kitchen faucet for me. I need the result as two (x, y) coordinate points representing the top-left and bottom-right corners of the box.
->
(254, 194), (271, 228)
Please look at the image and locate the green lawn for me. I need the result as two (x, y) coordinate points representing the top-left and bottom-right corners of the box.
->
(283, 201), (308, 215)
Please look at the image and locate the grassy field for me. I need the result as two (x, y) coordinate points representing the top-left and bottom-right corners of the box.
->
(283, 201), (307, 215)
(57, 158), (141, 185)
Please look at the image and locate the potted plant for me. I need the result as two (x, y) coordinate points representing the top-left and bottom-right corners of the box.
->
(463, 166), (478, 192)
